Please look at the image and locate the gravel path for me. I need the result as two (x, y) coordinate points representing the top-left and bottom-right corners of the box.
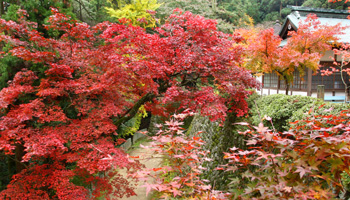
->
(118, 142), (162, 200)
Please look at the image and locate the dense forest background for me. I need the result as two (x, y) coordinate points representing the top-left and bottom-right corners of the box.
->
(0, 0), (349, 32)
(157, 0), (350, 31)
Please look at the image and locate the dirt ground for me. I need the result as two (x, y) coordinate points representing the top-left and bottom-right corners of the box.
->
(118, 142), (162, 200)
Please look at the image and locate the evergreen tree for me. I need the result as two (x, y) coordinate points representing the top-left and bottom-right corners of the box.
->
(302, 0), (350, 10)
(156, 0), (252, 33)
(0, 1), (76, 90)
(259, 0), (305, 22)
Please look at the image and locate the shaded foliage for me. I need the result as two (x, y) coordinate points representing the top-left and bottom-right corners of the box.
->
(186, 92), (259, 191)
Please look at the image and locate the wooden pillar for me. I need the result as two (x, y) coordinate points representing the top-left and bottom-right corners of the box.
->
(317, 85), (324, 101)
(261, 75), (264, 96)
(307, 68), (312, 96)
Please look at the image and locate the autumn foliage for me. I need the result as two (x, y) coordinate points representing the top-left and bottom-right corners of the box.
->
(136, 111), (229, 199)
(224, 108), (350, 199)
(243, 14), (344, 94)
(0, 8), (258, 199)
(133, 105), (350, 199)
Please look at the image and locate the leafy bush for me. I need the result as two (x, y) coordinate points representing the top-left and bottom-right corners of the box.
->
(105, 0), (161, 28)
(137, 112), (228, 199)
(115, 105), (148, 139)
(342, 171), (350, 198)
(224, 110), (350, 199)
(184, 92), (259, 191)
(288, 101), (350, 129)
(251, 94), (350, 132)
(138, 107), (350, 199)
(251, 94), (321, 132)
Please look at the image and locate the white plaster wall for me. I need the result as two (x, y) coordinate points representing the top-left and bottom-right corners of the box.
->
(325, 92), (334, 97)
(278, 89), (287, 95)
(291, 91), (308, 96)
(269, 89), (278, 95)
(260, 89), (346, 97)
(256, 76), (263, 83)
(333, 92), (346, 96)
(260, 88), (269, 96)
(320, 50), (334, 62)
(311, 91), (346, 98)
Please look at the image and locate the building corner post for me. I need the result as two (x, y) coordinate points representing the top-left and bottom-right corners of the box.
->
(307, 68), (312, 96)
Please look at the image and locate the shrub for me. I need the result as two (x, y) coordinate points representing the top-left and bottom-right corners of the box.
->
(251, 94), (320, 132)
(287, 101), (350, 129)
(137, 112), (229, 199)
(224, 110), (350, 199)
(185, 92), (259, 191)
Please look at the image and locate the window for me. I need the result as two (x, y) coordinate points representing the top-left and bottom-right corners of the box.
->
(262, 66), (350, 91)
(263, 73), (278, 88)
(312, 65), (350, 91)
(263, 70), (307, 90)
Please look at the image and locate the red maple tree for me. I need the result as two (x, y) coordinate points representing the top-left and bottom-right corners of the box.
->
(0, 8), (258, 199)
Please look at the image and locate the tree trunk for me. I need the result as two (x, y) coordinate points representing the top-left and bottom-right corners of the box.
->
(15, 143), (27, 173)
(285, 82), (290, 95)
(79, 1), (83, 21)
(96, 0), (100, 21)
(345, 85), (348, 103)
(114, 93), (156, 128)
(279, 0), (282, 18)
(0, 0), (4, 17)
(62, 0), (70, 8)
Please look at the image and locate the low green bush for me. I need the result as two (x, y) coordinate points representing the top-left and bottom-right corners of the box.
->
(287, 100), (350, 129)
(251, 94), (320, 132)
(251, 93), (350, 131)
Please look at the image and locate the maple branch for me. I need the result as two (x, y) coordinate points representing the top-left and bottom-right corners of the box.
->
(269, 155), (280, 184)
(114, 92), (155, 127)
(6, 154), (28, 170)
(114, 79), (172, 127)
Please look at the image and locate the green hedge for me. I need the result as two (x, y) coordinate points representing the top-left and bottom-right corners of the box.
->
(250, 94), (350, 132)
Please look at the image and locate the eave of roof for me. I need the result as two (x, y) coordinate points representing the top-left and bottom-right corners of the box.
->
(278, 18), (297, 40)
(279, 6), (350, 45)
(279, 39), (288, 47)
(287, 6), (349, 15)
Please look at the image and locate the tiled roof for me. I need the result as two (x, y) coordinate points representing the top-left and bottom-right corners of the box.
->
(287, 6), (349, 16)
(280, 6), (350, 44)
